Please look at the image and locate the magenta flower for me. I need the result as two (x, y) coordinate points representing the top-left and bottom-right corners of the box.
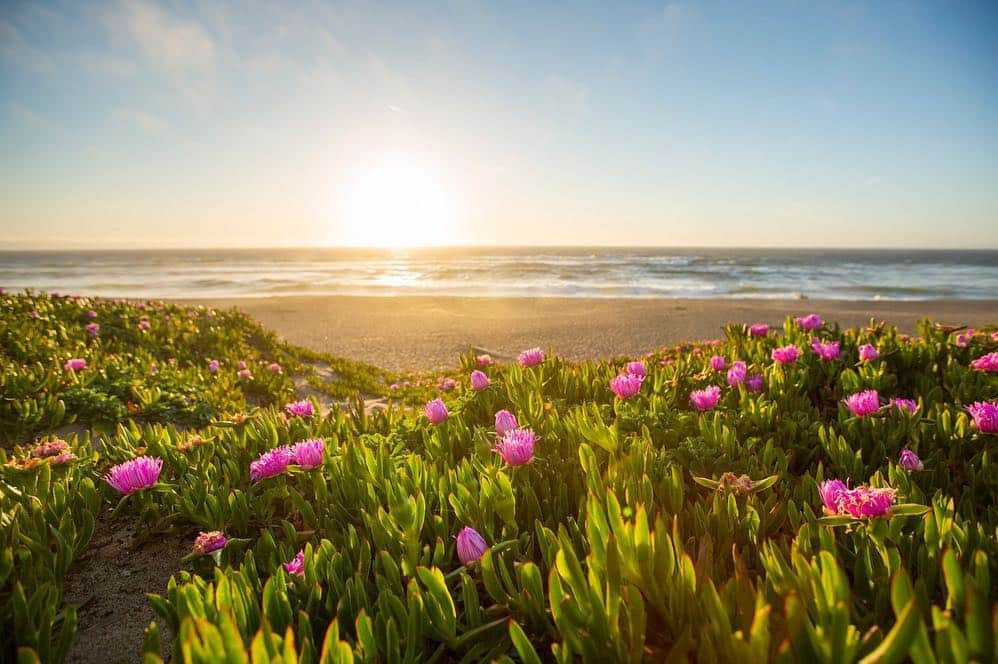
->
(794, 314), (823, 331)
(610, 373), (643, 399)
(518, 347), (545, 367)
(30, 310), (39, 318)
(771, 345), (800, 365)
(495, 410), (518, 436)
(64, 358), (87, 371)
(285, 400), (315, 418)
(890, 398), (919, 414)
(193, 531), (227, 555)
(476, 354), (493, 366)
(840, 486), (896, 518)
(726, 361), (747, 387)
(439, 377), (458, 392)
(954, 331), (972, 347)
(689, 385), (721, 411)
(149, 363), (158, 374)
(626, 361), (647, 378)
(138, 320), (151, 331)
(284, 550), (305, 575)
(85, 322), (100, 336)
(748, 323), (769, 337)
(104, 456), (163, 495)
(819, 479), (849, 514)
(250, 446), (292, 482)
(747, 373), (764, 393)
(31, 439), (69, 459)
(810, 339), (841, 361)
(290, 439), (325, 469)
(86, 309), (98, 318)
(238, 360), (247, 370)
(238, 369), (252, 380)
(208, 359), (219, 373)
(709, 355), (727, 372)
(494, 428), (536, 466)
(992, 332), (998, 342)
(425, 398), (449, 424)
(268, 362), (283, 373)
(970, 352), (998, 372)
(858, 344), (879, 362)
(470, 370), (490, 391)
(456, 527), (488, 565)
(844, 389), (880, 417)
(898, 449), (923, 471)
(966, 401), (998, 434)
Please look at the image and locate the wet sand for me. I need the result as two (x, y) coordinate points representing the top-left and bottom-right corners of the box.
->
(187, 296), (998, 372)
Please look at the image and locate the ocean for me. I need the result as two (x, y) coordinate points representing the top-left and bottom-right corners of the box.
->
(1, 248), (996, 300)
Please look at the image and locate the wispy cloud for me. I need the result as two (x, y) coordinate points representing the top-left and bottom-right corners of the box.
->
(112, 107), (167, 132)
(0, 19), (55, 74)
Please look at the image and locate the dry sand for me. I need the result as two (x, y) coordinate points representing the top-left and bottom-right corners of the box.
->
(183, 296), (998, 373)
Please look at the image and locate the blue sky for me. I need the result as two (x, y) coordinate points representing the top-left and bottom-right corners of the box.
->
(2, 0), (997, 248)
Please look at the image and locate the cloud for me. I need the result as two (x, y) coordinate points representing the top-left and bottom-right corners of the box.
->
(638, 2), (700, 57)
(77, 51), (138, 78)
(112, 107), (168, 132)
(543, 75), (589, 113)
(7, 102), (50, 129)
(0, 19), (54, 73)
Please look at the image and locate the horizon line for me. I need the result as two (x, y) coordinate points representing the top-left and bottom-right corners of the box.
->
(2, 244), (998, 253)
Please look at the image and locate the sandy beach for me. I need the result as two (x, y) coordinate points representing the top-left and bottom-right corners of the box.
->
(186, 296), (998, 372)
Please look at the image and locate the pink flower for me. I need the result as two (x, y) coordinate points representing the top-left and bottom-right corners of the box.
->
(456, 527), (488, 565)
(284, 550), (305, 575)
(149, 363), (158, 374)
(890, 398), (919, 414)
(495, 410), (518, 436)
(268, 362), (283, 373)
(794, 314), (823, 331)
(966, 401), (998, 434)
(494, 428), (536, 466)
(208, 359), (219, 373)
(970, 352), (998, 372)
(193, 531), (227, 555)
(476, 354), (493, 366)
(85, 322), (100, 336)
(238, 361), (247, 370)
(104, 456), (163, 495)
(238, 369), (252, 379)
(954, 329), (973, 347)
(470, 370), (490, 391)
(726, 361), (747, 387)
(992, 332), (998, 342)
(840, 486), (896, 519)
(86, 310), (98, 318)
(689, 385), (721, 411)
(138, 320), (151, 331)
(610, 373), (643, 399)
(709, 355), (727, 371)
(64, 358), (87, 371)
(250, 446), (292, 482)
(626, 361), (647, 378)
(30, 310), (39, 318)
(440, 377), (458, 392)
(898, 449), (923, 471)
(285, 400), (315, 418)
(818, 479), (848, 514)
(771, 345), (800, 365)
(289, 439), (325, 469)
(425, 399), (449, 424)
(518, 347), (545, 367)
(748, 323), (769, 337)
(858, 344), (879, 361)
(31, 439), (69, 459)
(747, 373), (764, 393)
(844, 389), (880, 417)
(810, 338), (841, 361)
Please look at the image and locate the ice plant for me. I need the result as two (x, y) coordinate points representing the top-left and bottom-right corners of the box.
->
(858, 344), (879, 361)
(840, 486), (896, 518)
(440, 377), (458, 392)
(208, 359), (219, 373)
(709, 355), (727, 371)
(898, 449), (923, 471)
(966, 401), (998, 434)
(794, 313), (823, 331)
(844, 389), (880, 417)
(290, 439), (325, 469)
(268, 362), (283, 373)
(970, 352), (998, 372)
(689, 385), (721, 411)
(726, 361), (747, 387)
(425, 399), (449, 424)
(494, 428), (536, 466)
(285, 400), (315, 418)
(476, 354), (492, 366)
(64, 358), (86, 371)
(610, 373), (643, 399)
(104, 456), (163, 495)
(85, 322), (100, 336)
(238, 360), (247, 370)
(284, 550), (305, 575)
(819, 479), (849, 514)
(748, 323), (769, 337)
(470, 370), (490, 391)
(86, 309), (98, 318)
(193, 531), (227, 555)
(138, 319), (151, 330)
(518, 347), (545, 367)
(250, 446), (292, 482)
(238, 369), (252, 380)
(626, 360), (647, 378)
(810, 339), (841, 361)
(890, 398), (919, 414)
(771, 345), (800, 365)
(495, 410), (518, 436)
(747, 373), (764, 393)
(456, 527), (488, 565)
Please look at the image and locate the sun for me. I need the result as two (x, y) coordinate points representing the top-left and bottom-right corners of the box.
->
(336, 153), (458, 248)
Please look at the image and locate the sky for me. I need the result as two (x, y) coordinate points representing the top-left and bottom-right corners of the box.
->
(1, 0), (997, 249)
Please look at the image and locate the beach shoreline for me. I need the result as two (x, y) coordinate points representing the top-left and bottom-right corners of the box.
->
(179, 295), (998, 372)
